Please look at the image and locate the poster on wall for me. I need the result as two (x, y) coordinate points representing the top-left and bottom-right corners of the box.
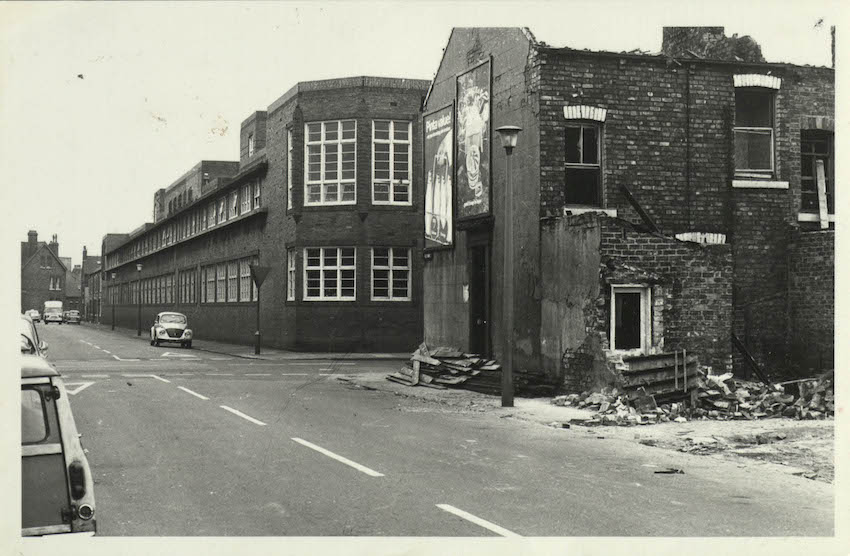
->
(455, 59), (491, 220)
(424, 104), (454, 249)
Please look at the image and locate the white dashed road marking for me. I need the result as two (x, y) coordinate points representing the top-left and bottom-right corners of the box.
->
(205, 373), (233, 376)
(291, 437), (384, 477)
(435, 504), (521, 538)
(113, 355), (140, 362)
(81, 374), (109, 378)
(178, 386), (209, 400)
(245, 373), (271, 376)
(220, 406), (267, 426)
(150, 375), (171, 383)
(64, 382), (95, 395)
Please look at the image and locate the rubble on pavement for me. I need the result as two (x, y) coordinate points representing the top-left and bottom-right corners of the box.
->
(552, 371), (834, 427)
(386, 343), (502, 395)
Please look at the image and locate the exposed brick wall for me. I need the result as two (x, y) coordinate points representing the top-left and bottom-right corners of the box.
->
(240, 111), (268, 162)
(788, 229), (834, 374)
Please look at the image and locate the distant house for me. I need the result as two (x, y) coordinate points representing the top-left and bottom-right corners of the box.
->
(20, 231), (67, 313)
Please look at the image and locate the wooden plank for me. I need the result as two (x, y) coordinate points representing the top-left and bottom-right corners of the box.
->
(624, 355), (699, 373)
(620, 366), (700, 387)
(411, 360), (420, 386)
(626, 376), (701, 398)
(816, 159), (829, 229)
(411, 352), (442, 366)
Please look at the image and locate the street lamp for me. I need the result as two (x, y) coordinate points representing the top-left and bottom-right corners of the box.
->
(136, 263), (143, 336)
(110, 272), (117, 331)
(495, 125), (522, 408)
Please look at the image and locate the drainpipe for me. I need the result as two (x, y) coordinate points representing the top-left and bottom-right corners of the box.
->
(685, 63), (692, 232)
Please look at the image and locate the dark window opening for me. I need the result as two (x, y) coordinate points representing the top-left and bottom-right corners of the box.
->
(801, 130), (834, 214)
(565, 123), (601, 206)
(614, 292), (641, 350)
(734, 89), (775, 174)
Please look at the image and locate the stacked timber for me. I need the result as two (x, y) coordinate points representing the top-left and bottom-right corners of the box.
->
(386, 343), (502, 394)
(621, 351), (703, 405)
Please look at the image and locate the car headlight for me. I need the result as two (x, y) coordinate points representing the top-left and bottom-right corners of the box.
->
(158, 329), (167, 336)
(184, 329), (193, 338)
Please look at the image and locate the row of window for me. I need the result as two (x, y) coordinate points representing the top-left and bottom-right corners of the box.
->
(565, 90), (834, 213)
(294, 120), (412, 207)
(48, 277), (63, 291)
(106, 248), (412, 306)
(113, 181), (262, 267)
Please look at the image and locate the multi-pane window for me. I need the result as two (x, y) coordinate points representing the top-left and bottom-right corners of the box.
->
(229, 191), (238, 220)
(166, 274), (173, 304)
(201, 207), (207, 230)
(564, 123), (601, 206)
(371, 248), (411, 300)
(218, 197), (226, 224)
(253, 181), (261, 209)
(227, 262), (238, 302)
(208, 202), (216, 228)
(734, 89), (775, 175)
(801, 131), (834, 214)
(248, 133), (255, 156)
(287, 129), (293, 210)
(372, 121), (412, 204)
(205, 267), (216, 303)
(241, 183), (252, 214)
(216, 264), (226, 302)
(304, 247), (356, 301)
(610, 285), (651, 354)
(251, 256), (259, 302)
(304, 120), (356, 205)
(240, 259), (252, 302)
(287, 249), (296, 301)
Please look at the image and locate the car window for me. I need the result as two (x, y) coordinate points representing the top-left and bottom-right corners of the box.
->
(160, 314), (186, 324)
(20, 318), (36, 349)
(22, 388), (48, 444)
(21, 334), (36, 354)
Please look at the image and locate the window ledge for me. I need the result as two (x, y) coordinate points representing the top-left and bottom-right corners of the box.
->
(798, 212), (836, 223)
(732, 180), (789, 189)
(564, 207), (617, 217)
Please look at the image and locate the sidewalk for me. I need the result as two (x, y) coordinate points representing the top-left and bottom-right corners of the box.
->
(85, 321), (410, 362)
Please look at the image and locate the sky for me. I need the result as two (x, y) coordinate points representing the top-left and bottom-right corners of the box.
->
(1, 1), (844, 270)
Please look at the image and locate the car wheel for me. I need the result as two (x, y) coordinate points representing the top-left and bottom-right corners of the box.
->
(186, 341), (192, 349)
(154, 338), (160, 347)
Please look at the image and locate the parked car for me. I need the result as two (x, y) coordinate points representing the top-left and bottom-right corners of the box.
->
(65, 310), (81, 324)
(25, 309), (41, 323)
(21, 314), (48, 356)
(22, 343), (96, 536)
(150, 312), (193, 348)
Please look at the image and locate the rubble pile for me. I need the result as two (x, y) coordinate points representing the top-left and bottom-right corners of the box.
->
(552, 371), (834, 426)
(386, 344), (502, 395)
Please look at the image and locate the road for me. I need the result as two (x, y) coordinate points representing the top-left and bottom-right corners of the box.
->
(35, 322), (834, 537)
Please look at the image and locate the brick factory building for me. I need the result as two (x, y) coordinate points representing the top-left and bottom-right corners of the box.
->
(421, 27), (833, 390)
(102, 77), (429, 352)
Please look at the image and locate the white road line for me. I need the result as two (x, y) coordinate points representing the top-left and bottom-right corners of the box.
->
(150, 375), (171, 383)
(291, 437), (384, 477)
(112, 355), (141, 361)
(436, 504), (521, 538)
(81, 374), (109, 378)
(102, 350), (111, 354)
(211, 357), (233, 360)
(205, 373), (234, 376)
(178, 386), (209, 400)
(220, 405), (266, 426)
(288, 362), (357, 366)
(92, 345), (100, 349)
(245, 373), (271, 376)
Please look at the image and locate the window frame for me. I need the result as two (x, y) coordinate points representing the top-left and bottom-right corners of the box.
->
(371, 120), (413, 205)
(564, 121), (603, 207)
(800, 130), (834, 215)
(248, 133), (255, 157)
(609, 284), (652, 355)
(303, 247), (356, 301)
(239, 259), (252, 302)
(303, 120), (357, 206)
(287, 249), (296, 301)
(287, 128), (294, 210)
(733, 88), (776, 177)
(370, 247), (411, 301)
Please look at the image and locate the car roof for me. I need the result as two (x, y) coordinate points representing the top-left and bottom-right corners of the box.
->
(21, 353), (59, 378)
(158, 312), (187, 317)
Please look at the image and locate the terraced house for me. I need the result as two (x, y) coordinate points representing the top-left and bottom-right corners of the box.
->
(422, 27), (833, 391)
(102, 77), (429, 352)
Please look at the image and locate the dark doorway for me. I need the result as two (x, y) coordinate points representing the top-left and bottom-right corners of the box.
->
(468, 236), (490, 356)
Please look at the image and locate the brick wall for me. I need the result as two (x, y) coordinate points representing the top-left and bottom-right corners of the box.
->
(788, 229), (834, 374)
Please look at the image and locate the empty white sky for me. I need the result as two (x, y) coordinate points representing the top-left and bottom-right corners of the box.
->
(1, 1), (843, 267)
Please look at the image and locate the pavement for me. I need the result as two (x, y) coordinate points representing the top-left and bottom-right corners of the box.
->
(83, 321), (410, 361)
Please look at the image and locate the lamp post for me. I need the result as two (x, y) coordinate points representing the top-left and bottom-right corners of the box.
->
(110, 272), (117, 330)
(495, 125), (521, 408)
(136, 263), (143, 336)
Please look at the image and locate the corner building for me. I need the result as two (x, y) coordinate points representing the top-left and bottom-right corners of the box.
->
(103, 77), (429, 352)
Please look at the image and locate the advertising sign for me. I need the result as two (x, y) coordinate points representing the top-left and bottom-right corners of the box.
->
(456, 60), (491, 220)
(424, 104), (454, 248)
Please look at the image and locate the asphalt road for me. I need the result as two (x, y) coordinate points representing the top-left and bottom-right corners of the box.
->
(35, 322), (835, 537)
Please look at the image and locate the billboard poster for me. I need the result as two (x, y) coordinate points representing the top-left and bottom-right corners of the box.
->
(424, 104), (454, 248)
(456, 60), (491, 220)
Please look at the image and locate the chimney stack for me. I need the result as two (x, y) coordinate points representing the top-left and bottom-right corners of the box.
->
(48, 234), (59, 256)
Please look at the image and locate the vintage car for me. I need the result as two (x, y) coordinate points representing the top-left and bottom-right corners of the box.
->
(150, 311), (193, 348)
(25, 309), (41, 323)
(22, 338), (96, 536)
(21, 314), (48, 357)
(65, 310), (81, 324)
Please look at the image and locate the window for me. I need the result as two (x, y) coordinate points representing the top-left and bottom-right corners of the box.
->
(251, 256), (259, 302)
(610, 285), (651, 354)
(166, 275), (173, 304)
(248, 133), (254, 156)
(241, 183), (252, 214)
(253, 180), (261, 209)
(21, 389), (47, 444)
(304, 247), (355, 301)
(216, 264), (226, 302)
(208, 202), (216, 228)
(287, 129), (293, 210)
(227, 262), (238, 302)
(287, 249), (296, 301)
(240, 259), (252, 302)
(801, 131), (834, 214)
(205, 267), (215, 303)
(371, 248), (411, 300)
(372, 121), (412, 204)
(565, 123), (601, 206)
(218, 197), (226, 224)
(304, 120), (356, 205)
(734, 89), (775, 175)
(229, 190), (239, 219)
